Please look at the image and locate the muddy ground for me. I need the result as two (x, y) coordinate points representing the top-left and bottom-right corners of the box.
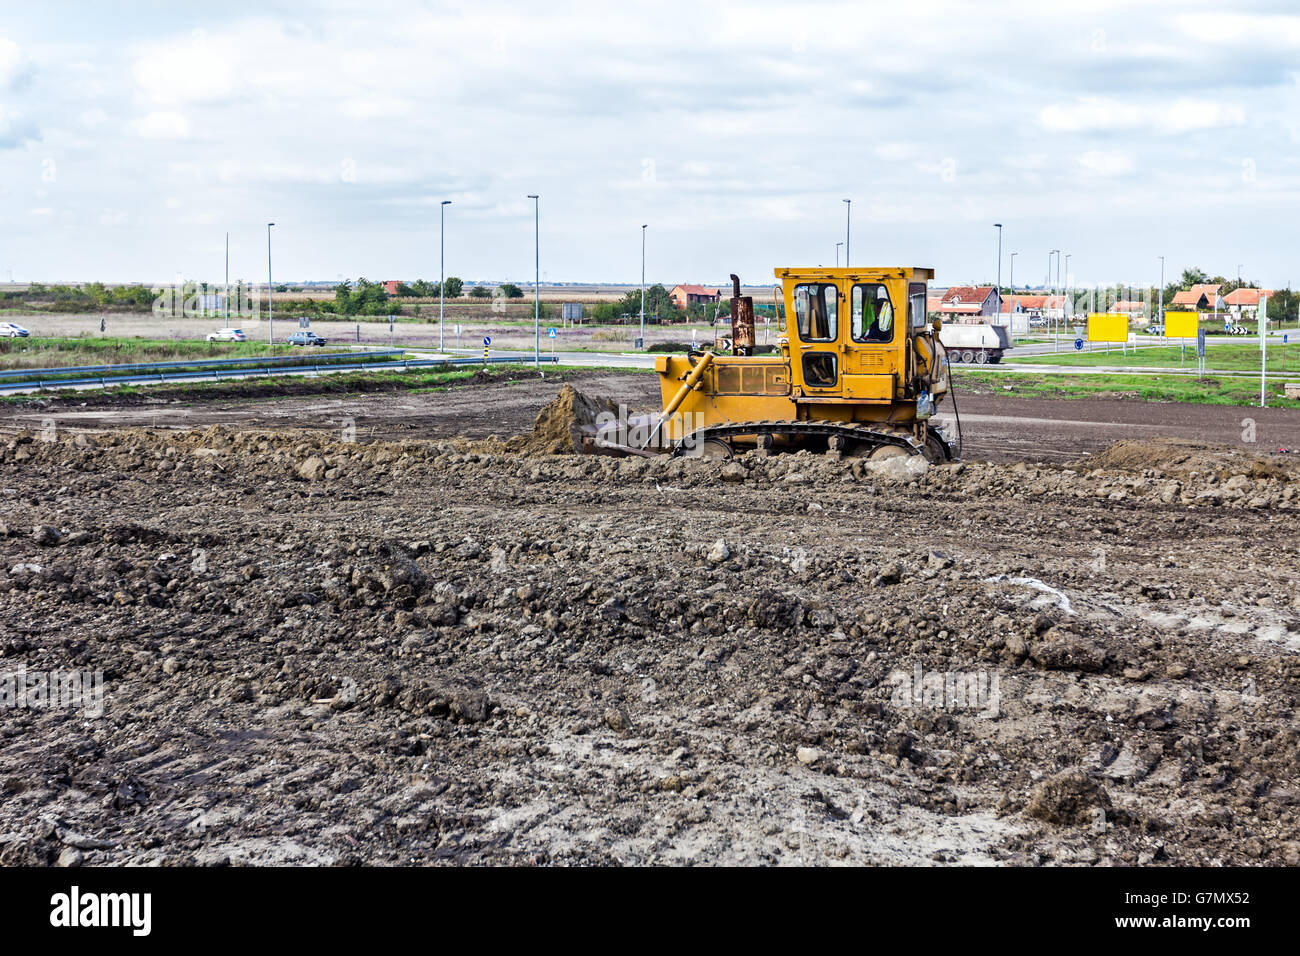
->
(1, 377), (1299, 865)
(7, 369), (1300, 463)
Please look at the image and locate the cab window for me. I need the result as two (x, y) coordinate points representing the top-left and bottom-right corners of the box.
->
(793, 283), (838, 342)
(909, 282), (928, 330)
(850, 284), (894, 343)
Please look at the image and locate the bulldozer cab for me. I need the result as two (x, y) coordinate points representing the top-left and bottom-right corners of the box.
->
(776, 267), (936, 404)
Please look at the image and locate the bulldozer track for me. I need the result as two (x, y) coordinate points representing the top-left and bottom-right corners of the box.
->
(672, 420), (956, 460)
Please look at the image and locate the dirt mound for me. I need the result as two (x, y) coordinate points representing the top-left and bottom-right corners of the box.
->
(1073, 438), (1296, 480)
(503, 384), (618, 456)
(1024, 771), (1113, 827)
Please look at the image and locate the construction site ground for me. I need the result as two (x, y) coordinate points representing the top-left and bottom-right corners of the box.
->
(2, 369), (1298, 865)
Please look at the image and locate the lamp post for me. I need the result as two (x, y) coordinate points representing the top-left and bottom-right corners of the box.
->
(266, 222), (275, 345)
(439, 200), (451, 352)
(994, 223), (1003, 316)
(224, 232), (229, 329)
(640, 224), (647, 348)
(1049, 249), (1059, 349)
(843, 199), (851, 267)
(1055, 254), (1066, 343)
(527, 195), (539, 367)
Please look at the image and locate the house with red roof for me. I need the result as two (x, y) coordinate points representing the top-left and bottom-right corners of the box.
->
(1223, 288), (1273, 317)
(669, 284), (722, 310)
(937, 285), (1001, 318)
(1170, 283), (1223, 312)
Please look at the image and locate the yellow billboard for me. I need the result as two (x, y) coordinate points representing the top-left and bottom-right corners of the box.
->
(1164, 311), (1199, 338)
(1087, 313), (1128, 343)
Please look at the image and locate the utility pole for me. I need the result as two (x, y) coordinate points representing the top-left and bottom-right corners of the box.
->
(1050, 249), (1059, 350)
(266, 222), (275, 345)
(994, 223), (1003, 317)
(843, 199), (851, 267)
(528, 195), (539, 367)
(640, 224), (647, 349)
(440, 200), (451, 352)
(224, 232), (229, 328)
(1260, 294), (1268, 407)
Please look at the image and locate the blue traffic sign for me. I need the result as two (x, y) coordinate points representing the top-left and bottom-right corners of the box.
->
(1073, 338), (1084, 351)
(482, 336), (491, 347)
(547, 327), (557, 338)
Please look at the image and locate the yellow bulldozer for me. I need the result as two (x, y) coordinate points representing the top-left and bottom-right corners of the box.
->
(584, 266), (960, 462)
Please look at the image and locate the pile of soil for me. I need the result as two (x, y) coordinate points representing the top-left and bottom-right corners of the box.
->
(502, 384), (619, 456)
(1074, 438), (1297, 480)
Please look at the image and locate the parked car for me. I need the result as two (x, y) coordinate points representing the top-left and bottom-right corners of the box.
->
(0, 322), (30, 338)
(287, 330), (328, 347)
(206, 327), (247, 342)
(1144, 325), (1164, 336)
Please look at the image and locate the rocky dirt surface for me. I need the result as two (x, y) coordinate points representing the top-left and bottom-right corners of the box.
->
(1, 398), (1299, 866)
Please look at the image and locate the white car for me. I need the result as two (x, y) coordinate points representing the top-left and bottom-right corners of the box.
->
(0, 322), (30, 338)
(206, 328), (247, 342)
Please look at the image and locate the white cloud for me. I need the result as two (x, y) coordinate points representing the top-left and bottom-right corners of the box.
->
(1078, 150), (1135, 176)
(0, 105), (38, 147)
(0, 37), (33, 89)
(1039, 97), (1245, 134)
(131, 111), (192, 139)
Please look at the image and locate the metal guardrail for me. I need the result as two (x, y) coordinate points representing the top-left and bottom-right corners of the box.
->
(0, 354), (558, 392)
(0, 348), (408, 380)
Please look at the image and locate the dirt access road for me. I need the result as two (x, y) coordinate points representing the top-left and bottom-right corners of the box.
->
(1, 376), (1298, 866)
(5, 369), (1299, 464)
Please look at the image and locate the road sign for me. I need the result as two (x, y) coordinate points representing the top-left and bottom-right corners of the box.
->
(1165, 311), (1197, 339)
(1073, 338), (1084, 351)
(1285, 333), (1290, 345)
(547, 327), (557, 338)
(482, 335), (491, 347)
(388, 315), (394, 331)
(1224, 319), (1232, 332)
(1087, 313), (1127, 343)
(299, 317), (310, 329)
(1197, 328), (1206, 358)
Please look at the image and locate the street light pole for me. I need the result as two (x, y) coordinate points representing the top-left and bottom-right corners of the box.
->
(640, 224), (647, 348)
(440, 200), (451, 353)
(224, 232), (229, 329)
(528, 195), (539, 368)
(843, 199), (851, 267)
(1049, 249), (1059, 349)
(266, 222), (275, 345)
(994, 223), (1003, 317)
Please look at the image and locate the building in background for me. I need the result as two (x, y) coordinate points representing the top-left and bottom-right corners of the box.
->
(937, 285), (1001, 320)
(669, 284), (721, 310)
(1171, 283), (1223, 312)
(1223, 287), (1272, 317)
(998, 293), (1067, 333)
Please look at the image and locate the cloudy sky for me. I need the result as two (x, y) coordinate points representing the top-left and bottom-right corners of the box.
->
(1, 0), (1298, 289)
